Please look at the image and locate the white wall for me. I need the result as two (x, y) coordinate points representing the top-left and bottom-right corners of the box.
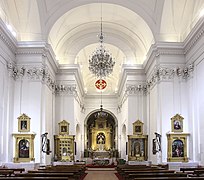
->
(74, 97), (85, 160)
(55, 95), (75, 134)
(159, 81), (174, 163)
(185, 25), (204, 165)
(0, 21), (16, 163)
(41, 84), (55, 164)
(148, 85), (159, 164)
(0, 59), (14, 163)
(192, 55), (204, 165)
(195, 56), (204, 165)
(119, 97), (128, 159)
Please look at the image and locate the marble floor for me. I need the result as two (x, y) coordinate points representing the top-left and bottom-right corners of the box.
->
(84, 168), (119, 180)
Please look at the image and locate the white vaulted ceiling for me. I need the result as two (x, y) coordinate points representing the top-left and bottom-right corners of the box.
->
(1, 0), (204, 95)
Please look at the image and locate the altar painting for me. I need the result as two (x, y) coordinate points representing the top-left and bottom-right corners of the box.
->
(172, 139), (184, 157)
(128, 135), (148, 161)
(167, 133), (189, 162)
(130, 139), (145, 157)
(19, 139), (29, 158)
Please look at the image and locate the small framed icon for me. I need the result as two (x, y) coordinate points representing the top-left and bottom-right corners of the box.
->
(18, 113), (30, 132)
(171, 114), (183, 132)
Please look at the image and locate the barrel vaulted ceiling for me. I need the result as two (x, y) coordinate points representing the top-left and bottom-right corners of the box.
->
(0, 0), (204, 95)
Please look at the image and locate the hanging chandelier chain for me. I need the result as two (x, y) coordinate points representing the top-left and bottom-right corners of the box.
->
(101, 87), (102, 104)
(100, 17), (103, 43)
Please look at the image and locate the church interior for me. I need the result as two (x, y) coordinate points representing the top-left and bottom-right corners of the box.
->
(0, 0), (204, 179)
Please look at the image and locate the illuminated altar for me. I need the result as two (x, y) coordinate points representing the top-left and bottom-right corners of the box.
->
(91, 150), (111, 159)
(90, 118), (112, 151)
(87, 114), (114, 158)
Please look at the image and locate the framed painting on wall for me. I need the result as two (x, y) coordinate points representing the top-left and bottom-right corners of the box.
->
(171, 114), (184, 132)
(58, 120), (69, 135)
(18, 113), (30, 132)
(166, 133), (189, 162)
(133, 120), (144, 135)
(13, 133), (36, 163)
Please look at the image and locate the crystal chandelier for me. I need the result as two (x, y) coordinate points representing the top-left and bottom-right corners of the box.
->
(89, 18), (115, 78)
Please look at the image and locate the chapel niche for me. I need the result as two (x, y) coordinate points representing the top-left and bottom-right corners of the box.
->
(128, 120), (148, 161)
(54, 120), (75, 161)
(167, 114), (189, 162)
(85, 110), (117, 158)
(13, 113), (35, 163)
(90, 118), (112, 151)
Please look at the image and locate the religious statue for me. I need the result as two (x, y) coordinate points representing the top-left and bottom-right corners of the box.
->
(97, 133), (105, 144)
(134, 142), (141, 156)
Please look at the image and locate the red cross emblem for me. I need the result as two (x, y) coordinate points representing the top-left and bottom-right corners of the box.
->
(95, 79), (107, 90)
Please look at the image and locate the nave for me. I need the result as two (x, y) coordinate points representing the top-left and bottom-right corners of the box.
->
(1, 0), (204, 174)
(1, 163), (204, 180)
(84, 168), (118, 180)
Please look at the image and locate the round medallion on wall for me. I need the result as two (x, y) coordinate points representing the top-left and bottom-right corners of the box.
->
(95, 79), (107, 90)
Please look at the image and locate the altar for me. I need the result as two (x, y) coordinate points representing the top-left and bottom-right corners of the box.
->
(92, 150), (110, 159)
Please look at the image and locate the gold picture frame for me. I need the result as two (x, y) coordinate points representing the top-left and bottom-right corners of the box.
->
(18, 113), (30, 132)
(13, 133), (36, 163)
(59, 120), (69, 135)
(54, 134), (75, 161)
(171, 114), (183, 132)
(128, 134), (148, 161)
(166, 133), (189, 162)
(133, 120), (144, 135)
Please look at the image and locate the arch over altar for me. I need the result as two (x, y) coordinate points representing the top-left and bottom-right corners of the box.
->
(84, 109), (118, 159)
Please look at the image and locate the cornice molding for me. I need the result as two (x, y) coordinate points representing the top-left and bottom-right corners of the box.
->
(0, 19), (17, 54)
(55, 84), (76, 95)
(124, 63), (194, 97)
(7, 62), (56, 92)
(6, 62), (83, 97)
(58, 64), (85, 97)
(117, 64), (145, 96)
(146, 63), (194, 92)
(144, 42), (184, 73)
(55, 83), (86, 112)
(126, 84), (147, 95)
(144, 18), (204, 73)
(184, 17), (204, 54)
(16, 42), (59, 73)
(16, 42), (49, 56)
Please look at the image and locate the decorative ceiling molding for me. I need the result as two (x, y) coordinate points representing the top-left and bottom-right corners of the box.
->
(184, 17), (204, 55)
(146, 63), (194, 91)
(145, 19), (204, 73)
(117, 64), (145, 96)
(124, 63), (194, 96)
(126, 84), (147, 95)
(15, 48), (46, 56)
(16, 42), (59, 73)
(55, 82), (85, 113)
(144, 42), (185, 73)
(58, 64), (85, 97)
(7, 62), (56, 92)
(0, 19), (17, 54)
(55, 84), (76, 95)
(6, 62), (83, 108)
